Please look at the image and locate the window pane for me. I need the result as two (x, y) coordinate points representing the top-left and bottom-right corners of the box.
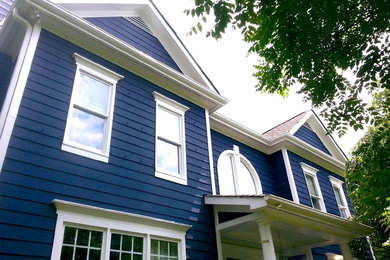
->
(160, 241), (168, 256)
(63, 227), (77, 245)
(133, 254), (142, 260)
(110, 252), (120, 260)
(218, 155), (235, 195)
(157, 139), (179, 173)
(169, 242), (178, 257)
(151, 239), (159, 254)
(111, 234), (121, 250)
(157, 107), (180, 143)
(133, 236), (143, 253)
(89, 249), (101, 260)
(312, 197), (322, 210)
(60, 246), (74, 260)
(90, 231), (102, 247)
(76, 72), (110, 115)
(122, 253), (131, 260)
(236, 161), (256, 194)
(122, 235), (132, 251)
(68, 108), (105, 150)
(305, 175), (318, 196)
(75, 247), (88, 260)
(77, 229), (89, 246)
(340, 208), (348, 218)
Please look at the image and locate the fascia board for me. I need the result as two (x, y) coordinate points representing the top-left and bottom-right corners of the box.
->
(266, 195), (372, 236)
(52, 0), (217, 91)
(210, 113), (346, 176)
(289, 110), (347, 162)
(270, 134), (346, 176)
(23, 0), (228, 112)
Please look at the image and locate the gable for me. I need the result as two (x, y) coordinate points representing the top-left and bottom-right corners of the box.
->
(294, 123), (332, 156)
(86, 16), (182, 72)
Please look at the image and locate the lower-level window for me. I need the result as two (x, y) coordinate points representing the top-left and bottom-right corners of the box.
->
(51, 200), (188, 260)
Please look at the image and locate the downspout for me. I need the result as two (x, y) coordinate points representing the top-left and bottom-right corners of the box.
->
(0, 7), (38, 171)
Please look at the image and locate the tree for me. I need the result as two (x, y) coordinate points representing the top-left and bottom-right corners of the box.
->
(346, 90), (390, 259)
(186, 0), (390, 135)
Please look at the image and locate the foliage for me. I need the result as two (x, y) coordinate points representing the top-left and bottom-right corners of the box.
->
(186, 0), (390, 135)
(346, 90), (390, 258)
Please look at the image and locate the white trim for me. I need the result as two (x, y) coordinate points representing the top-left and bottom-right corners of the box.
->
(216, 146), (263, 195)
(62, 53), (123, 163)
(0, 10), (41, 172)
(289, 111), (313, 135)
(153, 92), (188, 185)
(205, 109), (216, 195)
(210, 113), (347, 176)
(306, 248), (314, 260)
(282, 148), (300, 203)
(23, 0), (228, 112)
(300, 163), (327, 212)
(50, 199), (189, 260)
(328, 176), (351, 218)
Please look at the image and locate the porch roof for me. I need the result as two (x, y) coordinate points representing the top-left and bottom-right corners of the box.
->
(205, 194), (371, 256)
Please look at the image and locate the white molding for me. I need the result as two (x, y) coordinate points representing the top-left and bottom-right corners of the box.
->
(282, 148), (300, 203)
(23, 0), (228, 112)
(153, 92), (188, 185)
(0, 10), (41, 172)
(300, 163), (327, 213)
(289, 111), (313, 135)
(51, 199), (189, 260)
(62, 53), (123, 162)
(210, 113), (346, 176)
(328, 175), (344, 186)
(205, 109), (216, 195)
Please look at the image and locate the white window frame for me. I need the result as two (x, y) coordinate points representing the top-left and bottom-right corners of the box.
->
(329, 176), (351, 218)
(50, 199), (189, 260)
(62, 53), (123, 163)
(300, 162), (326, 212)
(153, 92), (189, 185)
(217, 145), (263, 195)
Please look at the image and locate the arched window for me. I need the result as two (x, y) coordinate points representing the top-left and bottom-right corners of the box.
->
(217, 145), (262, 195)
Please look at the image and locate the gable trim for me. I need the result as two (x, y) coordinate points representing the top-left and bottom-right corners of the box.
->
(22, 0), (227, 112)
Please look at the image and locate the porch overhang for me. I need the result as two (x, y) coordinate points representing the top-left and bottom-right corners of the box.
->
(205, 194), (372, 257)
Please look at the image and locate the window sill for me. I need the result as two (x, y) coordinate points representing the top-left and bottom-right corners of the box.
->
(62, 142), (109, 163)
(155, 170), (187, 185)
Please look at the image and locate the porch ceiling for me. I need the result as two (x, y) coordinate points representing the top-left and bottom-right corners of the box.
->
(205, 194), (372, 256)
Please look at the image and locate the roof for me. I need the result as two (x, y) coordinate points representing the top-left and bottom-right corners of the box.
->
(262, 110), (310, 140)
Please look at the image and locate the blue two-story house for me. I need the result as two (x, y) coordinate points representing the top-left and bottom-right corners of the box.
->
(0, 0), (371, 259)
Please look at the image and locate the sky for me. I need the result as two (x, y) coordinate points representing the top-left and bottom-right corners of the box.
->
(152, 0), (366, 155)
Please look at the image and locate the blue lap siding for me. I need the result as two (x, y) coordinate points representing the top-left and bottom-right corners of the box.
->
(294, 126), (331, 155)
(210, 130), (279, 196)
(86, 17), (182, 72)
(288, 151), (353, 216)
(0, 29), (217, 259)
(0, 52), (15, 109)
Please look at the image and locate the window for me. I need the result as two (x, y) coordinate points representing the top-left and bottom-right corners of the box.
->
(51, 200), (188, 260)
(300, 162), (326, 212)
(329, 176), (351, 218)
(217, 145), (262, 195)
(62, 53), (123, 162)
(153, 92), (189, 185)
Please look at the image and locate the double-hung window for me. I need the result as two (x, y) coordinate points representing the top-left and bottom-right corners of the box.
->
(51, 200), (188, 260)
(329, 176), (351, 218)
(62, 54), (123, 162)
(300, 162), (326, 212)
(153, 92), (188, 185)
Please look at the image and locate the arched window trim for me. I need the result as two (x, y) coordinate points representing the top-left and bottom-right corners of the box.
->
(217, 145), (263, 195)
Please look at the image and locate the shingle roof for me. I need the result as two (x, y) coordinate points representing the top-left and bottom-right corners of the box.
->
(262, 110), (310, 140)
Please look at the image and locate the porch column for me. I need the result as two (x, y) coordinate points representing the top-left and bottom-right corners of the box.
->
(258, 222), (277, 260)
(339, 241), (353, 260)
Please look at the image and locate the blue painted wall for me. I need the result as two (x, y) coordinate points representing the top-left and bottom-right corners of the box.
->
(294, 126), (331, 155)
(269, 151), (293, 200)
(210, 130), (279, 196)
(0, 52), (15, 110)
(288, 151), (353, 217)
(86, 17), (182, 72)
(0, 29), (216, 259)
(312, 245), (342, 260)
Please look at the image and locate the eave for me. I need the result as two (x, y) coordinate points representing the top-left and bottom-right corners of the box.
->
(18, 0), (228, 112)
(210, 113), (346, 176)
